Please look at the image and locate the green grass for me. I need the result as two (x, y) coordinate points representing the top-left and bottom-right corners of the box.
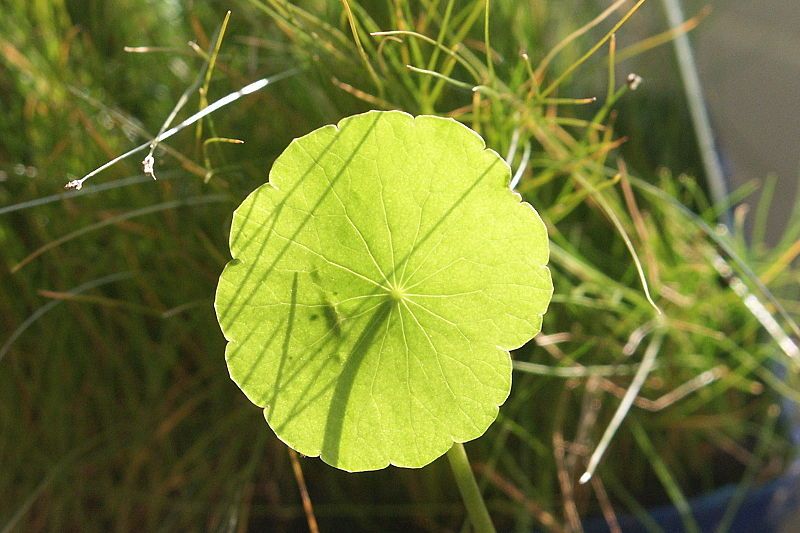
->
(1, 0), (799, 531)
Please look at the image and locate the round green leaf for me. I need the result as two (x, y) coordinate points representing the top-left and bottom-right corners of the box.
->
(215, 111), (552, 471)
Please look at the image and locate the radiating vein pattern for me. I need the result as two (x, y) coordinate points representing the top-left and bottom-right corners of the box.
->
(215, 111), (553, 472)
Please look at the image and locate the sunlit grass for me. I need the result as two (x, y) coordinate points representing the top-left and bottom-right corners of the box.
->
(1, 0), (798, 531)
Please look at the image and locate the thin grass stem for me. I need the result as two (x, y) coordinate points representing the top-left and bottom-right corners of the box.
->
(11, 195), (228, 272)
(65, 68), (300, 190)
(288, 449), (320, 533)
(715, 404), (781, 532)
(0, 272), (133, 363)
(509, 142), (531, 190)
(483, 0), (495, 81)
(513, 360), (643, 378)
(580, 332), (664, 484)
(371, 30), (481, 82)
(630, 420), (700, 533)
(0, 172), (178, 216)
(660, 0), (728, 213)
(405, 64), (474, 91)
(534, 0), (628, 82)
(572, 171), (662, 314)
(340, 0), (384, 95)
(616, 6), (711, 62)
(540, 0), (647, 98)
(193, 11), (233, 166)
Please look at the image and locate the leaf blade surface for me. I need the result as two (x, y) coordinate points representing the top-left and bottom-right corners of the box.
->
(215, 110), (552, 471)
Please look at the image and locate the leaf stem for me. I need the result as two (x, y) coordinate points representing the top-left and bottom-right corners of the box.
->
(447, 443), (496, 533)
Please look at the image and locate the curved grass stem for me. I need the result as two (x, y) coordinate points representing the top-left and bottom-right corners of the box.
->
(580, 332), (664, 484)
(64, 68), (299, 190)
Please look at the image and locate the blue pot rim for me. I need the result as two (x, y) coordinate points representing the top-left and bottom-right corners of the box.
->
(581, 458), (800, 532)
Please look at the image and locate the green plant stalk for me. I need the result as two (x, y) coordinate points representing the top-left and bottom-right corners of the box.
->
(483, 0), (495, 81)
(540, 0), (646, 98)
(446, 443), (496, 533)
(715, 404), (780, 533)
(421, 0), (456, 108)
(340, 0), (384, 96)
(194, 11), (231, 151)
(602, 470), (665, 533)
(659, 0), (728, 214)
(631, 420), (700, 533)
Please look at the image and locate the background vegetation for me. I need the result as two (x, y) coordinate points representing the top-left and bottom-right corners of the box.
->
(1, 1), (798, 531)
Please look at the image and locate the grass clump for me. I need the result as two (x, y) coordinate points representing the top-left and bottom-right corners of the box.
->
(1, 0), (798, 531)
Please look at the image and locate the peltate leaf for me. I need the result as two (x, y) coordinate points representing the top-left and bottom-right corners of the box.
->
(215, 110), (552, 471)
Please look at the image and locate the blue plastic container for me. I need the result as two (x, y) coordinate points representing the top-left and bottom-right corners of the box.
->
(583, 389), (800, 533)
(581, 459), (800, 532)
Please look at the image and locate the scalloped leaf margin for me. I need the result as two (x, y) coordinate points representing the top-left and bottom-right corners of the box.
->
(215, 110), (552, 472)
